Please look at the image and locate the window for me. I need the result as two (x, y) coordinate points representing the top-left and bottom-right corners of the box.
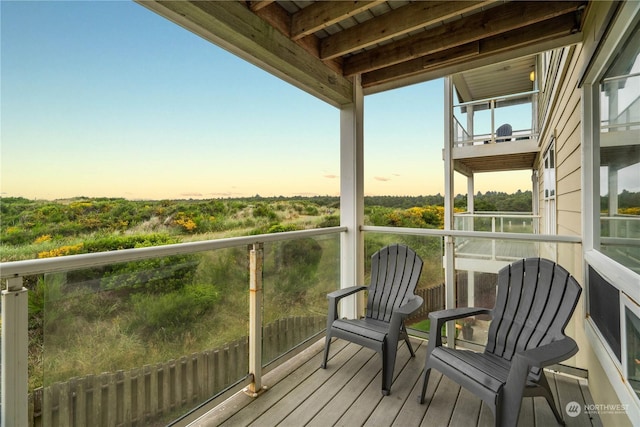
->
(543, 140), (556, 234)
(598, 21), (640, 272)
(584, 10), (640, 416)
(590, 266), (621, 361)
(624, 297), (640, 401)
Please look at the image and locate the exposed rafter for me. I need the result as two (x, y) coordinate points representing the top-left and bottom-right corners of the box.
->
(343, 1), (585, 76)
(140, 0), (589, 106)
(320, 1), (497, 60)
(362, 12), (583, 88)
(291, 1), (385, 41)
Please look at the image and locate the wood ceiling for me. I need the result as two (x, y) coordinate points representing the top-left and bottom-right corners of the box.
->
(141, 1), (588, 107)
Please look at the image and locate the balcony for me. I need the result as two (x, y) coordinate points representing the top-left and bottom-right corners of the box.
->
(187, 338), (599, 427)
(2, 226), (594, 426)
(450, 57), (540, 175)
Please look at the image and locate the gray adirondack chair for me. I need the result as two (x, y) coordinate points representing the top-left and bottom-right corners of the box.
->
(419, 258), (582, 427)
(321, 244), (424, 395)
(496, 123), (512, 142)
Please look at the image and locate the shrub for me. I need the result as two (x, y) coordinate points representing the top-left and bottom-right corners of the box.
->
(267, 223), (299, 233)
(318, 215), (340, 228)
(252, 203), (277, 220)
(272, 238), (323, 303)
(128, 283), (220, 339)
(34, 234), (52, 244)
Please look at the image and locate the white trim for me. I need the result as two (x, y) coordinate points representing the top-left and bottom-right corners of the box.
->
(444, 76), (457, 346)
(581, 6), (640, 424)
(585, 317), (640, 423)
(621, 294), (640, 411)
(580, 2), (640, 85)
(339, 74), (365, 318)
(586, 250), (640, 317)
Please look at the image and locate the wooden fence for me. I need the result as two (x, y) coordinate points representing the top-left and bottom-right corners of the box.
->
(411, 283), (446, 320)
(27, 286), (444, 427)
(28, 316), (326, 427)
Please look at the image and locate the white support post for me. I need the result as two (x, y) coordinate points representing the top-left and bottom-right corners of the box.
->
(443, 76), (457, 347)
(245, 243), (266, 397)
(2, 277), (29, 427)
(532, 170), (539, 234)
(467, 175), (475, 231)
(340, 74), (365, 320)
(490, 99), (496, 143)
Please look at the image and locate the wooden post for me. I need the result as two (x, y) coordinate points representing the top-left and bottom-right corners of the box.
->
(2, 276), (29, 427)
(245, 243), (267, 397)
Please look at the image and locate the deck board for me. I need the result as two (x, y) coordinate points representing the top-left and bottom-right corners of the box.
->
(188, 337), (601, 427)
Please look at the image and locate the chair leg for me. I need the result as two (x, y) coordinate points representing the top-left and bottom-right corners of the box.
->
(381, 343), (395, 396)
(419, 366), (431, 404)
(321, 334), (331, 369)
(401, 324), (416, 357)
(537, 374), (566, 425)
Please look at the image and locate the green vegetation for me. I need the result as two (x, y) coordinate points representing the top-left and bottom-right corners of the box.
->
(0, 192), (539, 392)
(1, 192), (536, 260)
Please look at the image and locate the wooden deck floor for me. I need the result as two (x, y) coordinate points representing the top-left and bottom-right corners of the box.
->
(186, 338), (601, 427)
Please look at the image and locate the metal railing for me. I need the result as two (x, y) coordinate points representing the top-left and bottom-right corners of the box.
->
(1, 227), (346, 426)
(2, 224), (584, 425)
(453, 90), (539, 147)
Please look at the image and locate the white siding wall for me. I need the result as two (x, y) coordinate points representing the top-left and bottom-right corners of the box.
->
(536, 2), (634, 425)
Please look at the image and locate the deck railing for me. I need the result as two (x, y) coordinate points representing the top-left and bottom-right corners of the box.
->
(452, 90), (539, 147)
(2, 225), (582, 426)
(1, 227), (345, 426)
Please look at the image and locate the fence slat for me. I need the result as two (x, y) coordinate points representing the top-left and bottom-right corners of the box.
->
(161, 362), (170, 415)
(122, 370), (132, 426)
(30, 315), (327, 426)
(147, 365), (157, 419)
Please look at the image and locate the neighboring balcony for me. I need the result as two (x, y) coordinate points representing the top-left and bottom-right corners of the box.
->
(453, 211), (542, 273)
(451, 90), (540, 175)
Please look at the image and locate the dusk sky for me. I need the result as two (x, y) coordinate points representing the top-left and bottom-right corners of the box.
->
(1, 1), (531, 201)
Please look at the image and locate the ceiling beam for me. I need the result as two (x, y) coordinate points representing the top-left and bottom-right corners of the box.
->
(139, 1), (353, 107)
(251, 2), (343, 74)
(344, 1), (586, 77)
(320, 1), (496, 60)
(361, 12), (582, 88)
(248, 1), (275, 12)
(291, 1), (385, 41)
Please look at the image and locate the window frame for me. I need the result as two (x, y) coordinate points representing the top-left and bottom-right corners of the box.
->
(582, 2), (640, 420)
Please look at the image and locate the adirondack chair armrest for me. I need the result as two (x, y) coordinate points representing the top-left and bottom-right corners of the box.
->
(394, 295), (425, 317)
(388, 296), (424, 354)
(513, 336), (579, 369)
(502, 336), (579, 425)
(429, 307), (492, 328)
(326, 285), (367, 321)
(427, 307), (492, 348)
(389, 295), (424, 331)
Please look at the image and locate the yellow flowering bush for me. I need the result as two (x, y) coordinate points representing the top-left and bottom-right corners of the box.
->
(34, 234), (52, 244)
(174, 213), (197, 233)
(38, 243), (84, 258)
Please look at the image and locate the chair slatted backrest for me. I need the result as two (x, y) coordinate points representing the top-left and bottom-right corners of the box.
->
(496, 123), (512, 137)
(366, 244), (423, 322)
(485, 258), (582, 365)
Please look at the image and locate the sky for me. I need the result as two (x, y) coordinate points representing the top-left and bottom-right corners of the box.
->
(1, 1), (532, 201)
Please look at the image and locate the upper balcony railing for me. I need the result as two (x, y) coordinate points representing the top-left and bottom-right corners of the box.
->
(452, 90), (539, 147)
